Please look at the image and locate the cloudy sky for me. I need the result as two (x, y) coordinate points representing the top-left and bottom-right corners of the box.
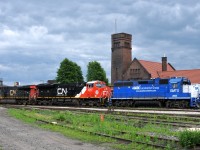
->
(0, 0), (200, 85)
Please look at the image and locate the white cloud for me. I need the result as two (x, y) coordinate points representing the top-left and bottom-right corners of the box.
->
(184, 25), (198, 33)
(29, 25), (48, 38)
(0, 0), (200, 85)
(2, 28), (19, 37)
(0, 64), (12, 71)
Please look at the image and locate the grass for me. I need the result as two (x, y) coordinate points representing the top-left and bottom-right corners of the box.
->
(8, 108), (198, 150)
(179, 130), (200, 148)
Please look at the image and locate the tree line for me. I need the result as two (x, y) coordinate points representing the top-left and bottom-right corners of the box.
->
(56, 58), (109, 85)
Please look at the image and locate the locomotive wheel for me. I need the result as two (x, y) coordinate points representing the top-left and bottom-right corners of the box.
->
(96, 101), (101, 107)
(23, 100), (27, 105)
(48, 101), (53, 106)
(170, 101), (175, 108)
(132, 101), (136, 107)
(89, 101), (94, 107)
(93, 101), (98, 106)
(166, 101), (171, 108)
(121, 101), (126, 107)
(30, 99), (37, 105)
(127, 101), (133, 107)
(112, 101), (117, 106)
(115, 101), (120, 107)
(184, 101), (189, 108)
(16, 100), (22, 105)
(80, 101), (86, 106)
(158, 101), (162, 107)
(74, 100), (80, 106)
(158, 101), (165, 107)
(178, 100), (185, 108)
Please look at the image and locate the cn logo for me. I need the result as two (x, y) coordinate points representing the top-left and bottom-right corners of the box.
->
(10, 90), (16, 96)
(57, 88), (68, 95)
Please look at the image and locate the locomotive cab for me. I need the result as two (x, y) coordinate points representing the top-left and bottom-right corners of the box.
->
(77, 80), (111, 106)
(85, 81), (107, 98)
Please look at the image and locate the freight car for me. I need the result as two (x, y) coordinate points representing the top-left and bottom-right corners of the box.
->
(111, 77), (200, 108)
(0, 85), (17, 103)
(0, 80), (111, 106)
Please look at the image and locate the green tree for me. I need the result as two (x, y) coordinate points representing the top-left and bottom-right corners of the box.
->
(86, 61), (108, 84)
(56, 58), (84, 83)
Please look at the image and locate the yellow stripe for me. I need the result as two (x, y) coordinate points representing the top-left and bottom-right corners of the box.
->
(37, 96), (98, 99)
(0, 96), (100, 99)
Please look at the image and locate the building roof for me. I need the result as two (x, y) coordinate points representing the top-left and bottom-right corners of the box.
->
(138, 60), (175, 78)
(158, 69), (200, 83)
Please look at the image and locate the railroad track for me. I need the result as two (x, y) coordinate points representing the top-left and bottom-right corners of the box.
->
(79, 114), (200, 131)
(34, 106), (200, 116)
(115, 115), (200, 128)
(3, 104), (200, 128)
(64, 110), (200, 129)
(3, 104), (200, 116)
(114, 107), (200, 112)
(3, 104), (200, 124)
(1, 103), (200, 112)
(28, 116), (180, 149)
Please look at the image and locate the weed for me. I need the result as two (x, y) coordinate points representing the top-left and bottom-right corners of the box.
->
(179, 130), (200, 148)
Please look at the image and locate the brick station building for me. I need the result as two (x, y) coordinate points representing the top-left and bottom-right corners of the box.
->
(111, 32), (200, 85)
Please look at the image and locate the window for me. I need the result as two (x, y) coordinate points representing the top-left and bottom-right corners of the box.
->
(159, 79), (169, 84)
(96, 83), (101, 88)
(87, 84), (94, 88)
(124, 42), (130, 48)
(134, 69), (140, 73)
(138, 81), (148, 84)
(130, 68), (141, 76)
(114, 82), (133, 87)
(123, 82), (133, 86)
(182, 79), (191, 85)
(130, 69), (134, 75)
(114, 42), (120, 48)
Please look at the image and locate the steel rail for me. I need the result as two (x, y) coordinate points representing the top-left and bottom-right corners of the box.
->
(33, 117), (175, 149)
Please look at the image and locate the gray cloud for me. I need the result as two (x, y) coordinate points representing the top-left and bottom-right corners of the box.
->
(0, 0), (200, 85)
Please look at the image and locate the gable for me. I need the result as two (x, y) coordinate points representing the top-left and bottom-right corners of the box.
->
(123, 58), (151, 80)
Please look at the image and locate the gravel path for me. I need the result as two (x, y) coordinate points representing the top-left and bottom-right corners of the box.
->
(0, 107), (110, 150)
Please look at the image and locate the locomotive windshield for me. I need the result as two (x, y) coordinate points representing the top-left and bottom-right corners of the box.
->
(87, 83), (94, 88)
(96, 82), (106, 88)
(182, 79), (191, 85)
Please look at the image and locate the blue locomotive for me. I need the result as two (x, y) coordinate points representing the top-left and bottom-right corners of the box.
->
(111, 77), (200, 108)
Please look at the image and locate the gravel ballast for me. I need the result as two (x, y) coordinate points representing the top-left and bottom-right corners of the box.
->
(0, 107), (109, 150)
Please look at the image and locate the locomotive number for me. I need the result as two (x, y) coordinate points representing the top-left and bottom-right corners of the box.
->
(57, 88), (68, 96)
(170, 89), (179, 93)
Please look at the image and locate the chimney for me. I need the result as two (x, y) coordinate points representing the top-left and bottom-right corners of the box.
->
(162, 55), (167, 71)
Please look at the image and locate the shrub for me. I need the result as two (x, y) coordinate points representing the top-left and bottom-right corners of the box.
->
(56, 114), (66, 121)
(179, 130), (200, 148)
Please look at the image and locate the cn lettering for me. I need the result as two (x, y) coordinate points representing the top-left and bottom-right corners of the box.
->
(57, 88), (68, 95)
